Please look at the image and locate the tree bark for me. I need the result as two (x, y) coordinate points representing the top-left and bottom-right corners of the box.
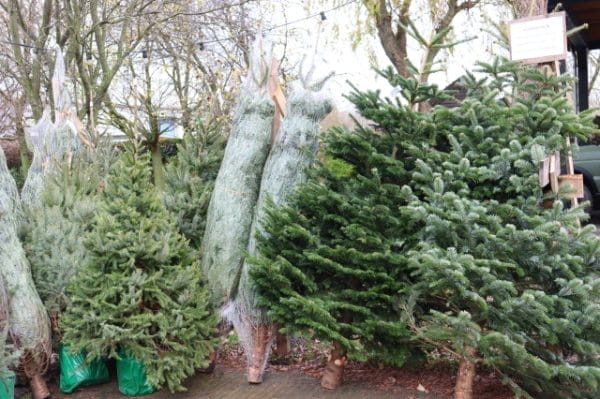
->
(273, 329), (290, 357)
(150, 142), (165, 190)
(29, 372), (50, 399)
(513, 0), (548, 18)
(320, 341), (347, 390)
(247, 323), (272, 383)
(372, 0), (411, 78)
(454, 345), (477, 399)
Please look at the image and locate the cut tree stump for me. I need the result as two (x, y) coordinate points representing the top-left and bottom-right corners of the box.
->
(454, 345), (477, 399)
(321, 341), (347, 390)
(273, 329), (290, 357)
(247, 324), (272, 384)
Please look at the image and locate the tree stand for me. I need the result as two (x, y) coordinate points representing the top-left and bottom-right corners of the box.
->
(247, 324), (272, 384)
(320, 341), (347, 390)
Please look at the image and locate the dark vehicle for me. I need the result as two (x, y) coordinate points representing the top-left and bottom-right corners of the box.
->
(574, 142), (600, 214)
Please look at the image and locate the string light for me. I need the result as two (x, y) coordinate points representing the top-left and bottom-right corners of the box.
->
(0, 0), (356, 58)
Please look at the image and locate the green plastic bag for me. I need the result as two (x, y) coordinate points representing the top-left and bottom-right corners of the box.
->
(116, 349), (154, 396)
(0, 369), (15, 399)
(59, 345), (109, 393)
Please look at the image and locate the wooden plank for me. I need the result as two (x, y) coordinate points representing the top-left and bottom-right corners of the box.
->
(268, 58), (287, 117)
(558, 174), (584, 199)
(268, 57), (287, 147)
(539, 157), (550, 187)
(549, 151), (559, 193)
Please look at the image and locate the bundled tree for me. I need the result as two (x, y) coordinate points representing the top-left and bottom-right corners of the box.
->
(164, 118), (225, 248)
(22, 144), (116, 335)
(0, 274), (19, 397)
(235, 69), (333, 382)
(0, 147), (51, 399)
(250, 58), (600, 397)
(20, 48), (83, 211)
(201, 38), (274, 313)
(61, 146), (217, 392)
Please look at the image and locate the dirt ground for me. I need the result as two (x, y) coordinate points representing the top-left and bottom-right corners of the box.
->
(30, 339), (514, 399)
(217, 339), (514, 399)
(20, 337), (514, 399)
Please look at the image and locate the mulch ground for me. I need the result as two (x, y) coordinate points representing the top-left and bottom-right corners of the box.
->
(218, 336), (514, 399)
(16, 336), (514, 399)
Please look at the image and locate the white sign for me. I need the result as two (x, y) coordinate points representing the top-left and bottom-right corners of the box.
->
(509, 12), (567, 64)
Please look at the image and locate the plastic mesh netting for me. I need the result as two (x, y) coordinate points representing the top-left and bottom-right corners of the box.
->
(0, 147), (51, 379)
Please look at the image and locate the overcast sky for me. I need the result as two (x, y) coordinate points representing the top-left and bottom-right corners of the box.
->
(257, 1), (513, 111)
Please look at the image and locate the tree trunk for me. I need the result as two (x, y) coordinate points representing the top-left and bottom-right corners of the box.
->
(150, 142), (165, 191)
(320, 341), (347, 390)
(247, 323), (272, 383)
(273, 328), (290, 357)
(198, 349), (218, 373)
(454, 345), (477, 399)
(29, 372), (50, 399)
(373, 0), (410, 78)
(513, 0), (548, 17)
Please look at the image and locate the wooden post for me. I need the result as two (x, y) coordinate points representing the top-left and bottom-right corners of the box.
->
(267, 57), (287, 148)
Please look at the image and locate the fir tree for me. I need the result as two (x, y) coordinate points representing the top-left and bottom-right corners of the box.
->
(403, 60), (600, 399)
(249, 73), (446, 387)
(251, 59), (600, 398)
(23, 145), (116, 324)
(163, 118), (225, 248)
(61, 146), (217, 392)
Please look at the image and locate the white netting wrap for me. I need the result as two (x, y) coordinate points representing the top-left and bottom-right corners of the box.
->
(22, 48), (81, 210)
(201, 38), (274, 309)
(0, 147), (51, 377)
(51, 47), (71, 120)
(21, 115), (80, 209)
(233, 67), (332, 382)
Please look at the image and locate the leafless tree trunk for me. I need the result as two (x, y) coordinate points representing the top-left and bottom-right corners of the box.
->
(511, 0), (548, 18)
(367, 0), (480, 82)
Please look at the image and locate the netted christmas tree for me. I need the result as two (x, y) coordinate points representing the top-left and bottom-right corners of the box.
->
(201, 38), (274, 312)
(0, 147), (51, 399)
(61, 146), (217, 392)
(22, 144), (116, 335)
(21, 48), (84, 212)
(233, 69), (333, 383)
(164, 118), (225, 248)
(250, 58), (600, 397)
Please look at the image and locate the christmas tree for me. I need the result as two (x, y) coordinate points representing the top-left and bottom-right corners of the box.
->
(0, 147), (51, 399)
(235, 74), (332, 383)
(61, 146), (217, 392)
(403, 60), (600, 399)
(23, 145), (116, 326)
(248, 71), (444, 388)
(250, 58), (600, 398)
(163, 118), (225, 248)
